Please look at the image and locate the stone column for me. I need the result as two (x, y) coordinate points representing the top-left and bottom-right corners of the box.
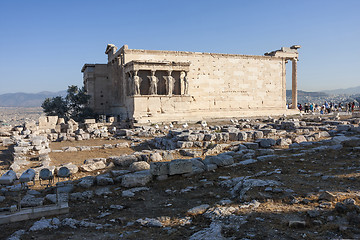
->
(282, 59), (286, 108)
(291, 58), (297, 109)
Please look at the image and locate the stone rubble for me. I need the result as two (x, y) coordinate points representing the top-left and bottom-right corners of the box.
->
(1, 113), (360, 239)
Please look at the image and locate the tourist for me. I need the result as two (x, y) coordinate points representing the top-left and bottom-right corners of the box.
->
(324, 101), (328, 114)
(310, 103), (314, 112)
(304, 103), (309, 113)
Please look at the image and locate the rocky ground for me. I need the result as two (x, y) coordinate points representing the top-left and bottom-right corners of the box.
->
(1, 113), (360, 240)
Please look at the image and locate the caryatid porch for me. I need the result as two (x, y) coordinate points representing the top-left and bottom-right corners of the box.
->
(123, 61), (191, 97)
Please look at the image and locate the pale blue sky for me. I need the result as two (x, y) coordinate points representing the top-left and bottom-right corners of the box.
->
(0, 0), (359, 94)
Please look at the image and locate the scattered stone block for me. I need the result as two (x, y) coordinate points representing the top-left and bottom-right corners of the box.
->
(253, 131), (264, 140)
(150, 162), (169, 176)
(179, 149), (202, 157)
(238, 159), (257, 165)
(110, 170), (130, 177)
(177, 141), (194, 148)
(63, 146), (77, 152)
(57, 183), (74, 193)
(70, 191), (94, 201)
(257, 155), (277, 161)
(187, 204), (210, 216)
(169, 159), (193, 175)
(204, 144), (229, 155)
(96, 175), (114, 186)
(276, 138), (292, 146)
(115, 142), (130, 148)
(78, 176), (95, 188)
(45, 193), (69, 204)
(80, 160), (107, 172)
(95, 187), (112, 196)
(21, 195), (44, 207)
(122, 187), (150, 197)
(129, 161), (150, 172)
(293, 135), (307, 143)
(243, 142), (259, 150)
(190, 158), (206, 170)
(110, 155), (138, 167)
(121, 170), (152, 188)
(258, 138), (276, 148)
(229, 132), (239, 141)
(136, 218), (163, 228)
(204, 154), (234, 167)
(289, 220), (306, 228)
(149, 152), (162, 162)
(204, 133), (216, 141)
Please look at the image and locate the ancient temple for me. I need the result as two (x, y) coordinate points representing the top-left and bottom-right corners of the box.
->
(81, 44), (300, 123)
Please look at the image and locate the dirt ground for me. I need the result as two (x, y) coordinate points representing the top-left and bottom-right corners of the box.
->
(1, 136), (360, 239)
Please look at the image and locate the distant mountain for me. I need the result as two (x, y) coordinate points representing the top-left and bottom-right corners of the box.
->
(323, 86), (360, 95)
(0, 90), (66, 107)
(286, 90), (328, 98)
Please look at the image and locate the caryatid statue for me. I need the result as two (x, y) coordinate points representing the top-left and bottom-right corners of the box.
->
(164, 71), (175, 96)
(180, 71), (188, 95)
(133, 70), (141, 95)
(148, 70), (158, 95)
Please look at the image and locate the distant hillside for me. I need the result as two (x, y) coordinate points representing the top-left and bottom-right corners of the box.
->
(286, 90), (328, 98)
(323, 86), (360, 95)
(0, 91), (66, 107)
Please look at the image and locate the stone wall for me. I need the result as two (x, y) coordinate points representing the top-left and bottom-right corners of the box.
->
(82, 64), (110, 114)
(83, 45), (293, 123)
(124, 49), (285, 122)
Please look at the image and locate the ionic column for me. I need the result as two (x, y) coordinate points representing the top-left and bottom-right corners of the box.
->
(291, 58), (298, 109)
(282, 59), (287, 107)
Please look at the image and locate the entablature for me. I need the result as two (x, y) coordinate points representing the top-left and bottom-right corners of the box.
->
(124, 60), (191, 73)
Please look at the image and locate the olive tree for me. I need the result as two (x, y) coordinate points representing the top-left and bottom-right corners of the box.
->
(41, 85), (94, 122)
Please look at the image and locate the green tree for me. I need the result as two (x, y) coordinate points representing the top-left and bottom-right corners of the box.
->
(41, 85), (94, 122)
(41, 96), (68, 119)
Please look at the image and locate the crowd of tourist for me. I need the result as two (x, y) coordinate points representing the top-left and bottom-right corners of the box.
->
(287, 101), (358, 114)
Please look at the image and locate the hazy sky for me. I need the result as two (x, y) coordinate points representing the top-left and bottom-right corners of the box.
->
(0, 0), (359, 94)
